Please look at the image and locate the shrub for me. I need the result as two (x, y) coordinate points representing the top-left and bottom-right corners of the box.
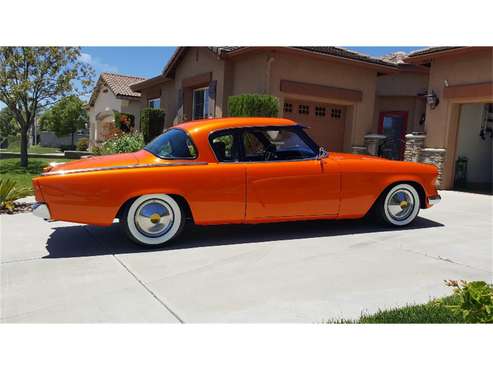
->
(0, 178), (31, 211)
(97, 132), (145, 155)
(114, 112), (135, 133)
(140, 108), (165, 143)
(437, 280), (493, 323)
(76, 137), (89, 151)
(228, 94), (279, 117)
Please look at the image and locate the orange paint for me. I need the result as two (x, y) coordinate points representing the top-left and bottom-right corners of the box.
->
(32, 117), (439, 226)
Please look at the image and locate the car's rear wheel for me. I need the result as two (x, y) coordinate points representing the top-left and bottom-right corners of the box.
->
(122, 194), (185, 248)
(375, 183), (420, 226)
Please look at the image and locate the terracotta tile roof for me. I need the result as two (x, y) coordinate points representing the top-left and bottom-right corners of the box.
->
(100, 72), (146, 97)
(292, 47), (397, 67)
(210, 46), (397, 68)
(89, 72), (146, 106)
(407, 47), (463, 57)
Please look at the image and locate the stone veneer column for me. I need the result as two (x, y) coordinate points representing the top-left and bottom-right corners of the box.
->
(351, 146), (368, 155)
(404, 133), (426, 162)
(419, 148), (447, 188)
(364, 134), (386, 156)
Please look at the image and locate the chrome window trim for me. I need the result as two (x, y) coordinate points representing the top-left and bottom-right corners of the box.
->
(207, 124), (322, 164)
(42, 162), (209, 176)
(144, 127), (199, 160)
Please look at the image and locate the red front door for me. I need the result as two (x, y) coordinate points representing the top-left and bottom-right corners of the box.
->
(378, 111), (408, 160)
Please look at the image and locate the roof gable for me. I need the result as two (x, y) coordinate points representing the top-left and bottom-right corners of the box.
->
(89, 72), (146, 106)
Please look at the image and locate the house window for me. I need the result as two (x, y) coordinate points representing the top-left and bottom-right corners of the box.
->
(298, 104), (309, 115)
(315, 106), (326, 117)
(148, 98), (160, 109)
(192, 87), (209, 120)
(283, 102), (293, 113)
(331, 108), (342, 119)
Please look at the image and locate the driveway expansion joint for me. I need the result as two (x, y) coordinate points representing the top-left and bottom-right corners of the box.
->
(112, 254), (184, 323)
(398, 246), (491, 274)
(83, 226), (184, 323)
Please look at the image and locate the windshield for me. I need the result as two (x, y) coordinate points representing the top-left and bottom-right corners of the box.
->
(144, 128), (197, 159)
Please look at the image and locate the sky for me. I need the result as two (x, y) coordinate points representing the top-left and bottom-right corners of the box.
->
(0, 46), (424, 109)
(80, 46), (424, 79)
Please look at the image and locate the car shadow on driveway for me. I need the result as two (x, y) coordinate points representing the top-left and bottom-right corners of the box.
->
(43, 216), (444, 259)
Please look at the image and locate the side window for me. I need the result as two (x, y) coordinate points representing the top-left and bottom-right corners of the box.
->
(241, 127), (317, 162)
(210, 132), (235, 162)
(243, 132), (267, 160)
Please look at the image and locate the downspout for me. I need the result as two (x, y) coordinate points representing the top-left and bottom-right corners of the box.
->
(265, 55), (275, 94)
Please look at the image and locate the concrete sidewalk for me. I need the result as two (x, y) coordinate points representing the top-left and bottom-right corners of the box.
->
(1, 191), (491, 322)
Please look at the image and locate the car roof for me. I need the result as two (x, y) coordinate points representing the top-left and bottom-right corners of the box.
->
(176, 117), (297, 134)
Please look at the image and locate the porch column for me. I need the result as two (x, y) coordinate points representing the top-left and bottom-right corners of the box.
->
(404, 133), (426, 162)
(364, 134), (386, 156)
(419, 148), (447, 188)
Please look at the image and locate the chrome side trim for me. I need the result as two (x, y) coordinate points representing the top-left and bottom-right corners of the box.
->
(32, 202), (51, 220)
(41, 161), (209, 176)
(428, 194), (441, 206)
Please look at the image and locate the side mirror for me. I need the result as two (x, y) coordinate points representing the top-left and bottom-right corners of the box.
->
(317, 146), (328, 160)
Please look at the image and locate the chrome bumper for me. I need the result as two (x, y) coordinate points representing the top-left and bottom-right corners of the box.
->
(32, 202), (51, 220)
(428, 195), (441, 207)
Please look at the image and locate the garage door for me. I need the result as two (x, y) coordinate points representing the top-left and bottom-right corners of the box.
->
(283, 100), (346, 152)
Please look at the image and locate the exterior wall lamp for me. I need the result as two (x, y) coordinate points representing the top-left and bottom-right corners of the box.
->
(418, 90), (440, 110)
(425, 91), (440, 109)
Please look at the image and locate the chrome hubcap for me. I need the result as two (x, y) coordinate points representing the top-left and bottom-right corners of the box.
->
(386, 189), (415, 221)
(134, 199), (174, 237)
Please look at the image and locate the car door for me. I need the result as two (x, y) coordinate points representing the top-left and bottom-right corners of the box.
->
(241, 126), (340, 221)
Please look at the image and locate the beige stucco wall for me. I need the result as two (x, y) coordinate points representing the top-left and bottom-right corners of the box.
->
(173, 48), (226, 122)
(426, 48), (493, 148)
(424, 48), (493, 188)
(88, 86), (122, 146)
(376, 72), (428, 96)
(373, 71), (429, 134)
(267, 50), (379, 151)
(232, 51), (270, 95)
(88, 84), (145, 148)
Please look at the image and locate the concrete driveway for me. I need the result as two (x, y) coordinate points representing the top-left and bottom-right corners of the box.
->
(1, 191), (491, 323)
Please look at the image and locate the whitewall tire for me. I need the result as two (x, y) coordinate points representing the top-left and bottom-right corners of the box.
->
(377, 183), (420, 227)
(122, 194), (185, 247)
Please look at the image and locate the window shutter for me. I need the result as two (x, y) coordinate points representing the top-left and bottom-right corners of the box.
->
(177, 88), (183, 111)
(208, 80), (217, 117)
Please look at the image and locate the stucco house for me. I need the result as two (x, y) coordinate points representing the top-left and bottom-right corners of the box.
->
(131, 47), (401, 154)
(87, 72), (146, 148)
(404, 47), (492, 192)
(129, 46), (491, 192)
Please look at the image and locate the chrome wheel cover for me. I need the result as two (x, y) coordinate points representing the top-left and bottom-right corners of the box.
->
(134, 199), (174, 238)
(386, 189), (415, 221)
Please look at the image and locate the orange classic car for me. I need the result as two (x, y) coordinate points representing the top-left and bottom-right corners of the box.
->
(32, 117), (441, 247)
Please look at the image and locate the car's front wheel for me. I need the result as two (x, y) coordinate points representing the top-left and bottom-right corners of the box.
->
(122, 194), (185, 248)
(375, 183), (421, 226)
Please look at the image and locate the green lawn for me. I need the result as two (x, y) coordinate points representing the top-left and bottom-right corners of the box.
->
(327, 295), (464, 324)
(0, 144), (61, 154)
(0, 158), (70, 194)
(1, 136), (61, 153)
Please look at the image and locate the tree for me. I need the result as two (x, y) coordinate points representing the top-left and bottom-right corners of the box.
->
(0, 47), (94, 167)
(39, 95), (88, 146)
(0, 106), (19, 138)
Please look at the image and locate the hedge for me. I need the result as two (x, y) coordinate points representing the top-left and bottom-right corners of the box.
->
(140, 108), (165, 143)
(228, 94), (279, 118)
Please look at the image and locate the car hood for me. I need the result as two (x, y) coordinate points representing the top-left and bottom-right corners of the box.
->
(44, 150), (154, 173)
